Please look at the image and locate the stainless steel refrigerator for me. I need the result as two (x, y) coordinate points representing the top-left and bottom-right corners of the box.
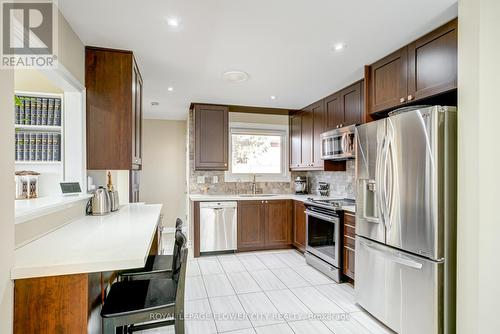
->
(355, 106), (457, 334)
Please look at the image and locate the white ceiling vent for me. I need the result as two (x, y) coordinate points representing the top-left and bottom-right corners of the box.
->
(222, 70), (249, 83)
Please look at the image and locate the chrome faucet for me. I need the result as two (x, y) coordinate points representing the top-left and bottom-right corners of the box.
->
(251, 174), (257, 195)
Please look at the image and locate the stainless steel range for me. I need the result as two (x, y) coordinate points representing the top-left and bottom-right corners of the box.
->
(304, 198), (355, 282)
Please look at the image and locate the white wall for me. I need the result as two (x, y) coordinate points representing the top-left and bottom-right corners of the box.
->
(140, 120), (187, 228)
(457, 0), (500, 332)
(0, 70), (15, 334)
(57, 11), (85, 85)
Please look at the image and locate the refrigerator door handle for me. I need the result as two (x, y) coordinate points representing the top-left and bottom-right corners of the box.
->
(378, 135), (389, 228)
(359, 240), (423, 270)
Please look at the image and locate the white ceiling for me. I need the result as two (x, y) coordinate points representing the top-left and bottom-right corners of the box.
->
(59, 0), (457, 120)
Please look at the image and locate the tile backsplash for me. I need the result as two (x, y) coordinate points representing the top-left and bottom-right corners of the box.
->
(188, 109), (356, 199)
(292, 160), (356, 199)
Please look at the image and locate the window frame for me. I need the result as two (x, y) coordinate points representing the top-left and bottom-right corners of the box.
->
(225, 122), (290, 183)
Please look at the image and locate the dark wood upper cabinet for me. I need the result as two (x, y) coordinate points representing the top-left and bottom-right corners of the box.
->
(194, 104), (229, 171)
(311, 101), (326, 168)
(293, 200), (306, 252)
(290, 112), (302, 169)
(407, 19), (457, 101)
(86, 46), (143, 170)
(325, 80), (364, 131)
(265, 200), (292, 247)
(367, 19), (457, 116)
(237, 201), (266, 251)
(368, 47), (408, 114)
(300, 107), (313, 168)
(325, 92), (343, 130)
(342, 81), (364, 126)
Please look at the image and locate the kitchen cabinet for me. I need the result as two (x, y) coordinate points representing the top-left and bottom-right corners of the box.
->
(301, 108), (313, 168)
(325, 80), (364, 130)
(342, 212), (356, 281)
(237, 200), (292, 252)
(407, 19), (457, 101)
(194, 104), (229, 171)
(367, 19), (457, 115)
(86, 46), (143, 170)
(237, 201), (266, 250)
(293, 200), (306, 252)
(290, 112), (302, 169)
(266, 200), (292, 247)
(368, 47), (408, 114)
(290, 101), (325, 171)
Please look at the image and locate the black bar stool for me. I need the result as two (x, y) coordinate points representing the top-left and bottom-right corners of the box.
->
(118, 218), (184, 281)
(101, 229), (187, 334)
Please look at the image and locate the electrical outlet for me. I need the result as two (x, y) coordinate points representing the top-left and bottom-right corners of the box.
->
(212, 176), (218, 184)
(197, 176), (205, 184)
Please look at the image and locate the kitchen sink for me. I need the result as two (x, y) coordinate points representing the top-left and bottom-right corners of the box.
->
(238, 194), (278, 197)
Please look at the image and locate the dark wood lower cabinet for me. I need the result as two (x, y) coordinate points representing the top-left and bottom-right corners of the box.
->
(343, 246), (355, 280)
(14, 272), (111, 334)
(293, 201), (306, 252)
(237, 200), (292, 252)
(237, 200), (266, 251)
(265, 200), (292, 247)
(342, 212), (356, 282)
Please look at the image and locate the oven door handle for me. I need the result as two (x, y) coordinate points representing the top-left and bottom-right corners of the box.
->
(306, 210), (338, 223)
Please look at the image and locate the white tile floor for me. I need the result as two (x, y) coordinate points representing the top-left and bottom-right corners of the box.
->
(138, 237), (395, 334)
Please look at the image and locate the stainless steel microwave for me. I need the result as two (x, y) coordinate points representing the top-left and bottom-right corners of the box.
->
(320, 125), (356, 160)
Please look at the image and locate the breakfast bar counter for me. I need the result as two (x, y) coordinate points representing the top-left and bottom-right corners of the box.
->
(12, 203), (162, 334)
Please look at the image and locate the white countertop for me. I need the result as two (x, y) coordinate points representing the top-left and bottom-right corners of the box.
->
(189, 194), (356, 213)
(12, 203), (162, 279)
(15, 193), (93, 224)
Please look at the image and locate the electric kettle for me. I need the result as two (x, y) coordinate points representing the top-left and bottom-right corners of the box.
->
(87, 187), (111, 215)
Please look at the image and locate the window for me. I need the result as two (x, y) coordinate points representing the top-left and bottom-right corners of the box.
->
(225, 123), (289, 182)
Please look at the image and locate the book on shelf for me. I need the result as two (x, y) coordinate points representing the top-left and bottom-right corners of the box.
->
(41, 133), (48, 161)
(23, 132), (29, 161)
(30, 97), (37, 125)
(15, 102), (20, 124)
(47, 133), (53, 161)
(17, 132), (23, 161)
(41, 98), (48, 126)
(24, 97), (30, 125)
(47, 98), (54, 126)
(52, 133), (60, 161)
(19, 97), (25, 125)
(29, 133), (36, 161)
(36, 98), (42, 125)
(36, 133), (42, 161)
(54, 99), (61, 126)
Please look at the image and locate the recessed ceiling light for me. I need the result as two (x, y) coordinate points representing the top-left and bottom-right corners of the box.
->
(222, 70), (249, 83)
(333, 43), (345, 51)
(270, 95), (277, 100)
(166, 17), (179, 27)
(167, 87), (174, 92)
(151, 101), (160, 106)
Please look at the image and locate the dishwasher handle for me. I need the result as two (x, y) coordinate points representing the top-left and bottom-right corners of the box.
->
(199, 201), (237, 209)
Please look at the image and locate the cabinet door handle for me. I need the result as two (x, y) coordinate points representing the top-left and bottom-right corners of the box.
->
(400, 97), (406, 103)
(407, 95), (414, 101)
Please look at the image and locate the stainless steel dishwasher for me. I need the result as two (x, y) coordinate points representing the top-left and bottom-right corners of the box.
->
(200, 202), (237, 253)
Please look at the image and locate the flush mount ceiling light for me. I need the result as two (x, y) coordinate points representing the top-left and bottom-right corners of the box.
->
(167, 87), (174, 92)
(222, 70), (249, 83)
(333, 43), (345, 52)
(166, 17), (180, 27)
(270, 95), (277, 100)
